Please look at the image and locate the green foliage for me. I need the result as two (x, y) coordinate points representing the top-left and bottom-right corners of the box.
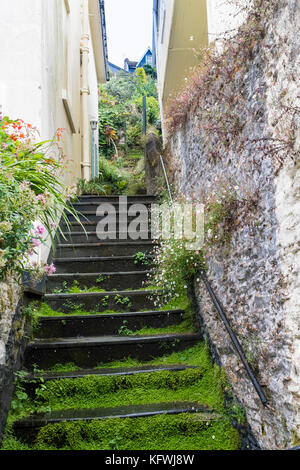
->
(98, 66), (160, 160)
(135, 96), (160, 125)
(143, 64), (157, 79)
(78, 158), (129, 196)
(0, 117), (79, 280)
(134, 251), (150, 266)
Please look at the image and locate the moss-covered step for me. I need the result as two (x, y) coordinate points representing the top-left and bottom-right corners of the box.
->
(51, 255), (153, 274)
(35, 310), (186, 339)
(24, 364), (200, 387)
(8, 413), (240, 450)
(46, 271), (150, 292)
(23, 333), (201, 370)
(54, 241), (155, 258)
(13, 402), (215, 445)
(43, 290), (157, 313)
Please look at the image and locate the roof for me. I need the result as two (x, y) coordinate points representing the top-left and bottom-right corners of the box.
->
(136, 47), (153, 68)
(88, 0), (109, 83)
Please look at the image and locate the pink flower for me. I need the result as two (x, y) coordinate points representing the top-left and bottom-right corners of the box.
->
(36, 194), (47, 204)
(31, 238), (41, 248)
(45, 263), (56, 275)
(35, 225), (45, 236)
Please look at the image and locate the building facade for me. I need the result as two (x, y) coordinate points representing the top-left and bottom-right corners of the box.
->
(152, 0), (245, 135)
(0, 0), (108, 185)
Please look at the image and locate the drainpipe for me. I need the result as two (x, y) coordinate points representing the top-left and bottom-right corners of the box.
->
(80, 0), (91, 181)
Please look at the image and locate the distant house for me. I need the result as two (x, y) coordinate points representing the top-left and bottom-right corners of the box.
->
(109, 61), (125, 76)
(123, 48), (153, 74)
(124, 58), (138, 74)
(136, 47), (153, 68)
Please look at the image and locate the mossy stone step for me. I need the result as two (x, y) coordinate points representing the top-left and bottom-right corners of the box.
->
(52, 256), (153, 273)
(46, 271), (151, 292)
(13, 402), (214, 444)
(35, 310), (185, 339)
(54, 241), (155, 258)
(26, 364), (200, 383)
(44, 290), (157, 314)
(23, 364), (201, 397)
(23, 333), (201, 370)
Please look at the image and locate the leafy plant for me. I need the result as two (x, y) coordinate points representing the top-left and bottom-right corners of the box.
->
(0, 117), (81, 280)
(114, 295), (131, 308)
(118, 321), (134, 336)
(134, 252), (150, 266)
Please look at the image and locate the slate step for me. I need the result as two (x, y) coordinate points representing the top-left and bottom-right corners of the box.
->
(23, 334), (201, 369)
(60, 219), (153, 233)
(52, 256), (153, 273)
(25, 364), (200, 384)
(65, 210), (151, 223)
(46, 271), (150, 292)
(13, 401), (213, 444)
(71, 200), (157, 212)
(74, 195), (157, 204)
(56, 231), (153, 244)
(35, 310), (185, 339)
(44, 290), (157, 313)
(54, 241), (155, 258)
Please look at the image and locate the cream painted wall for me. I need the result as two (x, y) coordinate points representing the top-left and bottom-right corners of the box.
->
(0, 0), (43, 128)
(155, 0), (208, 139)
(155, 0), (249, 140)
(0, 0), (106, 264)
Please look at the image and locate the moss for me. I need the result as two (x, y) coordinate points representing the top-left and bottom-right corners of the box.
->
(37, 302), (133, 317)
(15, 414), (240, 451)
(45, 342), (211, 372)
(8, 367), (225, 415)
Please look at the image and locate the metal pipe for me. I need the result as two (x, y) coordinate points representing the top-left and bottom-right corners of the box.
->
(81, 0), (91, 181)
(199, 269), (268, 406)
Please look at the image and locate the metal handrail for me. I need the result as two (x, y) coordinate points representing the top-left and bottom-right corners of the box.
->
(199, 270), (268, 406)
(159, 155), (173, 203)
(157, 157), (267, 405)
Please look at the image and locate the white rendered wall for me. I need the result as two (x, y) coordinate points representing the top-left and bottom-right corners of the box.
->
(0, 0), (43, 128)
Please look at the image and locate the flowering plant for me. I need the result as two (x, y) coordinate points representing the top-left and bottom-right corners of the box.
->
(149, 185), (253, 306)
(0, 116), (79, 280)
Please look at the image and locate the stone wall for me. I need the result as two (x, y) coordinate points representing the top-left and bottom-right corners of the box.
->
(164, 0), (300, 450)
(0, 279), (24, 442)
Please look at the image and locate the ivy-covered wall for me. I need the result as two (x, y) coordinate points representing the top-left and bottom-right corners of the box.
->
(164, 0), (300, 449)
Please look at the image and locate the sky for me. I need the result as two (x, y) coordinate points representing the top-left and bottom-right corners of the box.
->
(104, 0), (153, 69)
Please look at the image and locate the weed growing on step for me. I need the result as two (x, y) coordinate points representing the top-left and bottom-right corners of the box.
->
(118, 321), (134, 336)
(134, 252), (150, 266)
(114, 295), (131, 308)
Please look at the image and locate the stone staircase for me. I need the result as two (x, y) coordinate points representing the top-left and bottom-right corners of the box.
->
(9, 195), (241, 450)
